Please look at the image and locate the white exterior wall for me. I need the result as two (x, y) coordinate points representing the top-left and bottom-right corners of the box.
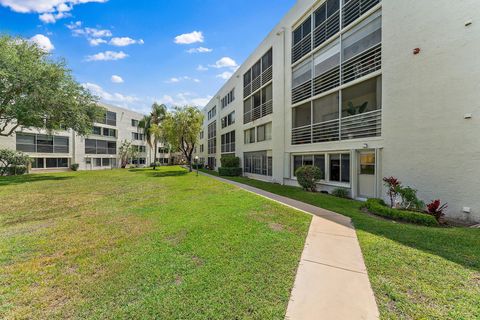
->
(195, 0), (480, 223)
(382, 0), (480, 222)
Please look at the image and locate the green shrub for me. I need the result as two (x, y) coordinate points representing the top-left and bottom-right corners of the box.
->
(0, 149), (30, 176)
(295, 165), (322, 192)
(365, 198), (438, 226)
(0, 165), (28, 176)
(220, 156), (240, 168)
(70, 163), (79, 171)
(397, 186), (425, 211)
(332, 187), (350, 198)
(218, 167), (242, 177)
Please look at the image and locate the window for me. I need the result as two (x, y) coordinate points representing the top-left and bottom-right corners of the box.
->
(314, 0), (339, 28)
(360, 153), (375, 175)
(313, 92), (339, 123)
(93, 126), (102, 135)
(16, 133), (69, 154)
(103, 128), (116, 137)
(293, 154), (325, 179)
(221, 88), (235, 109)
(200, 144), (204, 153)
(329, 153), (350, 183)
(293, 17), (311, 46)
(208, 106), (217, 120)
(208, 121), (217, 154)
(199, 130), (204, 139)
(292, 59), (312, 89)
(95, 158), (102, 167)
(341, 76), (382, 117)
(131, 119), (139, 127)
(261, 48), (273, 71)
(221, 131), (235, 153)
(243, 70), (251, 87)
(85, 139), (116, 155)
(134, 145), (146, 153)
(244, 128), (256, 144)
(102, 158), (110, 167)
(252, 61), (261, 80)
(97, 111), (117, 126)
(342, 10), (381, 62)
(31, 158), (44, 169)
(45, 158), (69, 168)
(132, 132), (145, 140)
(314, 39), (340, 77)
(244, 151), (271, 176)
(221, 111), (235, 128)
(257, 123), (272, 142)
(292, 103), (312, 128)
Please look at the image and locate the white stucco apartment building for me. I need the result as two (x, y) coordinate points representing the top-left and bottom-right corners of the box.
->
(194, 0), (480, 222)
(0, 104), (171, 171)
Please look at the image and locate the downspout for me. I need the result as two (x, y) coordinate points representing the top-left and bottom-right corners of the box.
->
(276, 27), (287, 182)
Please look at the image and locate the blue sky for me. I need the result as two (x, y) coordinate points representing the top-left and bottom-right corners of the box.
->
(0, 0), (295, 114)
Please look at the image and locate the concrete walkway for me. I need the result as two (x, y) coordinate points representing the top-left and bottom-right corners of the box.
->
(201, 172), (379, 320)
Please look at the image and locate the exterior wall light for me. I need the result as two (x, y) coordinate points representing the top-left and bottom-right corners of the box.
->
(413, 48), (421, 55)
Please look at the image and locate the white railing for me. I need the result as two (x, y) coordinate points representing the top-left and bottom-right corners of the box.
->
(342, 43), (381, 84)
(313, 10), (340, 49)
(292, 35), (312, 64)
(291, 109), (381, 145)
(343, 0), (381, 28)
(243, 99), (273, 124)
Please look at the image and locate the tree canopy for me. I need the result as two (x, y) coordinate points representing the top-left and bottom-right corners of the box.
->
(139, 103), (167, 169)
(0, 35), (103, 137)
(163, 106), (204, 171)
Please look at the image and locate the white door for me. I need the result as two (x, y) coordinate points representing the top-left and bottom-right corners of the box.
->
(358, 151), (376, 199)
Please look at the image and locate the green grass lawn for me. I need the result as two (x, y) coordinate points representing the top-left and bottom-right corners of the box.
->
(0, 166), (311, 319)
(202, 170), (480, 320)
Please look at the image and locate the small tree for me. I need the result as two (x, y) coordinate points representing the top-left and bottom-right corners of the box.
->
(295, 165), (322, 192)
(383, 176), (401, 208)
(0, 35), (103, 137)
(163, 106), (204, 172)
(118, 140), (137, 168)
(0, 149), (30, 176)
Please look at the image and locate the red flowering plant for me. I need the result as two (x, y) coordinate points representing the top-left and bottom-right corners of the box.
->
(383, 176), (401, 208)
(426, 199), (448, 222)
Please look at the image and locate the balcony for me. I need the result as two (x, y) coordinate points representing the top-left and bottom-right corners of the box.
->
(342, 43), (381, 84)
(343, 0), (381, 28)
(243, 66), (273, 99)
(292, 35), (312, 64)
(313, 11), (340, 50)
(243, 100), (273, 124)
(292, 109), (381, 145)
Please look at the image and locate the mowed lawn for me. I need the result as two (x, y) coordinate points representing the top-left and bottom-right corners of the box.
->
(202, 172), (480, 320)
(0, 166), (311, 319)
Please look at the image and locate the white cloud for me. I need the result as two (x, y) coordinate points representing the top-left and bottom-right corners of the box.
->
(89, 38), (107, 46)
(109, 37), (144, 47)
(0, 0), (108, 23)
(210, 57), (238, 69)
(216, 71), (233, 80)
(159, 93), (212, 108)
(82, 82), (138, 104)
(66, 20), (82, 29)
(174, 31), (204, 44)
(73, 27), (112, 38)
(29, 34), (54, 52)
(186, 46), (212, 54)
(196, 65), (208, 71)
(86, 51), (128, 61)
(111, 75), (124, 83)
(165, 76), (200, 84)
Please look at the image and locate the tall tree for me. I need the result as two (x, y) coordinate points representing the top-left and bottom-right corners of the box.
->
(139, 103), (167, 169)
(118, 140), (138, 168)
(0, 35), (102, 137)
(163, 106), (204, 172)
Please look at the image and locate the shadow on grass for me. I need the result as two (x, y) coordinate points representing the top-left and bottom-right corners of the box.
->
(200, 170), (480, 272)
(0, 174), (73, 187)
(128, 167), (188, 178)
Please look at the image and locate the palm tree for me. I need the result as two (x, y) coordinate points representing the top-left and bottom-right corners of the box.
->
(139, 103), (167, 170)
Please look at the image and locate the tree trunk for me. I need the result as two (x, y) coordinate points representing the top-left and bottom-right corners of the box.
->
(153, 140), (157, 170)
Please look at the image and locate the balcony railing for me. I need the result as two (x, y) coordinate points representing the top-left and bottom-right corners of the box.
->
(292, 80), (312, 104)
(243, 66), (273, 99)
(342, 43), (381, 84)
(343, 0), (381, 28)
(313, 66), (340, 96)
(262, 66), (272, 85)
(313, 11), (340, 50)
(221, 143), (235, 153)
(243, 100), (273, 124)
(292, 35), (312, 64)
(292, 109), (381, 145)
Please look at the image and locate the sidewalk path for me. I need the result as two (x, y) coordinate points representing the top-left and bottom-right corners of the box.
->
(200, 172), (379, 320)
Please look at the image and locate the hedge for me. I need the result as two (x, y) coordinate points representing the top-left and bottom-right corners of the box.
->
(218, 167), (242, 177)
(220, 156), (240, 168)
(0, 165), (28, 176)
(365, 198), (438, 227)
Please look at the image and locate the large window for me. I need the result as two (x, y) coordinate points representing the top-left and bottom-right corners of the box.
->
(244, 128), (256, 144)
(131, 119), (139, 127)
(207, 121), (217, 154)
(221, 131), (235, 153)
(31, 157), (68, 169)
(244, 83), (273, 124)
(221, 88), (235, 109)
(293, 154), (325, 179)
(257, 123), (272, 142)
(132, 132), (145, 140)
(341, 76), (381, 117)
(313, 92), (339, 123)
(221, 111), (235, 128)
(85, 139), (116, 155)
(329, 153), (350, 183)
(292, 17), (312, 63)
(208, 106), (217, 120)
(16, 133), (69, 154)
(244, 48), (273, 98)
(342, 10), (381, 62)
(97, 111), (117, 126)
(292, 103), (311, 129)
(244, 151), (272, 176)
